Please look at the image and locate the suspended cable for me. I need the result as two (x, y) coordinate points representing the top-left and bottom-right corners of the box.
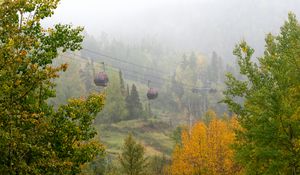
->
(80, 48), (169, 74)
(64, 52), (202, 89)
(62, 54), (171, 88)
(59, 54), (218, 106)
(65, 52), (167, 81)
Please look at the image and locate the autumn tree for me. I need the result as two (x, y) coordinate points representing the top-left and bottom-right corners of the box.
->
(223, 13), (300, 174)
(119, 134), (148, 175)
(167, 112), (241, 175)
(0, 0), (105, 174)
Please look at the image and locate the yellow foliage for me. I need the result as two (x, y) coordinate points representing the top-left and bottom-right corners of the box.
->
(167, 116), (241, 175)
(242, 47), (247, 53)
(20, 50), (27, 56)
(196, 54), (205, 66)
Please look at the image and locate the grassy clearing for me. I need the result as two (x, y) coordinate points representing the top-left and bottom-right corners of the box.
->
(95, 119), (174, 157)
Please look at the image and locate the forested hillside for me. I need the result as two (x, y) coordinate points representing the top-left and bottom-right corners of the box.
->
(0, 0), (299, 175)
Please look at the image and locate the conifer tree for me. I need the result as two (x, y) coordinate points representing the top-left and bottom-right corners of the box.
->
(126, 84), (130, 96)
(97, 72), (128, 123)
(119, 70), (126, 96)
(208, 51), (223, 83)
(119, 134), (148, 175)
(126, 84), (144, 120)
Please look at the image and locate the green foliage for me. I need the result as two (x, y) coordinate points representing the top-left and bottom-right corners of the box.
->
(49, 57), (86, 106)
(81, 154), (119, 175)
(119, 134), (148, 175)
(174, 53), (203, 116)
(97, 72), (128, 123)
(119, 70), (126, 96)
(171, 126), (185, 146)
(95, 119), (174, 159)
(0, 0), (105, 174)
(223, 13), (300, 174)
(80, 61), (96, 93)
(147, 155), (169, 175)
(126, 84), (144, 120)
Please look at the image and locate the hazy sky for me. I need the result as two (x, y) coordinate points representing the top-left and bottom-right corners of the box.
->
(46, 0), (300, 60)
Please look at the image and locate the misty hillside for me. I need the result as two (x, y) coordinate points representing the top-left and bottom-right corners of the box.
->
(1, 1), (300, 175)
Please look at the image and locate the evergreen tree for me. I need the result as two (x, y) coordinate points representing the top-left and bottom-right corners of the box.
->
(126, 84), (144, 120)
(119, 134), (148, 175)
(180, 54), (188, 70)
(97, 72), (128, 123)
(223, 13), (300, 174)
(119, 70), (126, 96)
(189, 52), (198, 70)
(0, 1), (105, 174)
(208, 51), (222, 83)
(126, 84), (130, 96)
(171, 126), (184, 146)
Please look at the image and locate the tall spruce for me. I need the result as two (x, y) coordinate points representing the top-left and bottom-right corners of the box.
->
(119, 70), (126, 96)
(119, 134), (148, 175)
(126, 84), (143, 120)
(126, 84), (130, 97)
(223, 13), (300, 174)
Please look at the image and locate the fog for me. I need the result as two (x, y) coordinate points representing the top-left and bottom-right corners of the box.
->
(46, 0), (300, 60)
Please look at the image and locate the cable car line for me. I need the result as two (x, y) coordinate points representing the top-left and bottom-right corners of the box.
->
(63, 52), (214, 91)
(64, 52), (203, 89)
(81, 48), (169, 75)
(63, 54), (173, 89)
(65, 52), (170, 82)
(61, 54), (165, 85)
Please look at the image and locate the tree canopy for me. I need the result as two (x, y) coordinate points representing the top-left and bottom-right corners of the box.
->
(0, 0), (105, 174)
(119, 134), (148, 175)
(167, 113), (240, 175)
(223, 13), (300, 174)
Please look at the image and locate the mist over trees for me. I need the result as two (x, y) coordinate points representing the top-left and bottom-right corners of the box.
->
(48, 0), (300, 61)
(1, 0), (300, 174)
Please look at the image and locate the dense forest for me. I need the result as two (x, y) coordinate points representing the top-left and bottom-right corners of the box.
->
(0, 0), (299, 175)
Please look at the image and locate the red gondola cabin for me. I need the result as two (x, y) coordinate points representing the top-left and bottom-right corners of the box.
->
(147, 88), (158, 100)
(94, 72), (109, 87)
